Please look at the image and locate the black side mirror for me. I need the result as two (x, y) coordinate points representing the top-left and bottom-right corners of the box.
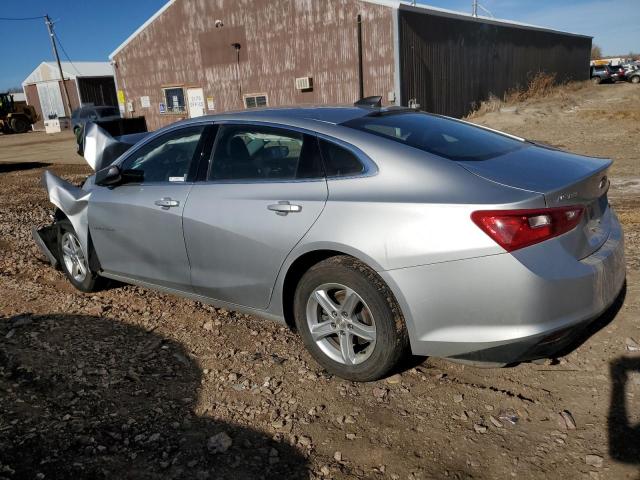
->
(95, 165), (122, 186)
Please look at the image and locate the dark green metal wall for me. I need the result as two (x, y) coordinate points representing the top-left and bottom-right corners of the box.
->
(399, 7), (592, 117)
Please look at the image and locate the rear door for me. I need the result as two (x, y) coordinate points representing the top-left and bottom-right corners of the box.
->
(183, 123), (328, 309)
(89, 124), (210, 291)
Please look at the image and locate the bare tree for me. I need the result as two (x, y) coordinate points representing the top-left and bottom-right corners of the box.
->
(591, 44), (603, 60)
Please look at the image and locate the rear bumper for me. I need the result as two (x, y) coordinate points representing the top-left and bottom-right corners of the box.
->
(381, 210), (626, 365)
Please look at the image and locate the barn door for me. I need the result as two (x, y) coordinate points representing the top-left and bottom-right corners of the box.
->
(186, 88), (205, 118)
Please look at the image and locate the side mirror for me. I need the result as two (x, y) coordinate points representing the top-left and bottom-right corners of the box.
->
(95, 165), (122, 186)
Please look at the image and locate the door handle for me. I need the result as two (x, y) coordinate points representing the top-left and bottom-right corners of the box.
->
(155, 197), (180, 209)
(268, 201), (302, 216)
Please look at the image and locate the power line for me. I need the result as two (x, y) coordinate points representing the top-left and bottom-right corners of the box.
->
(0, 15), (44, 21)
(53, 31), (81, 76)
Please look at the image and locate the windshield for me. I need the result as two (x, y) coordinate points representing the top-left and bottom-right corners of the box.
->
(342, 112), (527, 161)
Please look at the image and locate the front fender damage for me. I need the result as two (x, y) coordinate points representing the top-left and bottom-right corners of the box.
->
(33, 170), (91, 266)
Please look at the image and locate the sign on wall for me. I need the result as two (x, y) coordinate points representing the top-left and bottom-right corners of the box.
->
(186, 88), (205, 118)
(159, 102), (166, 114)
(140, 96), (150, 108)
(207, 97), (215, 111)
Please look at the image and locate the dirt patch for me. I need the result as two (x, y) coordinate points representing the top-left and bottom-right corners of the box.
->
(1, 85), (639, 479)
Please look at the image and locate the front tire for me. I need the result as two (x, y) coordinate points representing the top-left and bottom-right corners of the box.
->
(631, 76), (640, 84)
(57, 220), (101, 292)
(591, 76), (602, 85)
(10, 117), (29, 133)
(294, 256), (409, 382)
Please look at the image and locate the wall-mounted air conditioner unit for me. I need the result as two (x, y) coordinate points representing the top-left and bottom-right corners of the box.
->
(295, 77), (313, 90)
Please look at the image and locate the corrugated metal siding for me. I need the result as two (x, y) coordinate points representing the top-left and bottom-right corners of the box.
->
(112, 0), (396, 130)
(399, 8), (592, 118)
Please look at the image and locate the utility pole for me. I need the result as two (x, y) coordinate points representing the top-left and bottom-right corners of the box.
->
(45, 14), (73, 118)
(472, 0), (478, 17)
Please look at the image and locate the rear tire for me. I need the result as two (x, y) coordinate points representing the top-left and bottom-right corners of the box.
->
(10, 117), (29, 133)
(591, 76), (602, 85)
(57, 219), (102, 293)
(293, 255), (409, 382)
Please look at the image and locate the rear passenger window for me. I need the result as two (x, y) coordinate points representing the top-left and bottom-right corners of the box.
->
(209, 125), (324, 181)
(319, 140), (364, 177)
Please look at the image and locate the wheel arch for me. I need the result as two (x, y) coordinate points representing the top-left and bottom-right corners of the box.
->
(276, 244), (398, 331)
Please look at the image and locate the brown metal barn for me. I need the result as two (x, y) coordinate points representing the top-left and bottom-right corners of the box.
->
(109, 0), (592, 130)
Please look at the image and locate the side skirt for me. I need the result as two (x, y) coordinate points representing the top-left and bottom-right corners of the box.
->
(99, 271), (286, 325)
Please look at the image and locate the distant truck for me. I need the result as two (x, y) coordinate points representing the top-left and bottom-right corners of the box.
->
(0, 92), (38, 133)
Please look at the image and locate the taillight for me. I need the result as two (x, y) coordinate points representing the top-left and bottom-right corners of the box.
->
(471, 206), (584, 252)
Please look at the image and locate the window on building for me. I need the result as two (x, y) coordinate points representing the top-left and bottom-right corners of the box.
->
(163, 87), (186, 113)
(243, 94), (268, 109)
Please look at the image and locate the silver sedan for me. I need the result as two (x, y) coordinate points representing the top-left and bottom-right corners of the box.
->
(34, 106), (626, 381)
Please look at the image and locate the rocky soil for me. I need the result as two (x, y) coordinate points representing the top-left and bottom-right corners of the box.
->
(1, 82), (639, 479)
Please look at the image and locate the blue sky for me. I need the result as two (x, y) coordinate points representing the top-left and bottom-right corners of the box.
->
(2, 0), (638, 91)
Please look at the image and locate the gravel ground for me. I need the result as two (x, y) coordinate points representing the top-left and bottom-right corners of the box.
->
(1, 83), (639, 480)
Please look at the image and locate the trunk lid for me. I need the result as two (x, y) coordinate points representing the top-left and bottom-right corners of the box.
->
(459, 144), (612, 258)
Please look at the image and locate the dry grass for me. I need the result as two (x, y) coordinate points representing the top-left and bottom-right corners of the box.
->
(580, 109), (640, 121)
(467, 72), (591, 118)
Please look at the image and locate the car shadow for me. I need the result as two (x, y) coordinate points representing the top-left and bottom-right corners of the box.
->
(608, 355), (640, 464)
(0, 313), (309, 479)
(0, 161), (51, 173)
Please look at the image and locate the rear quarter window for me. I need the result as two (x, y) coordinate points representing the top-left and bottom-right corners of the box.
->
(342, 112), (526, 161)
(319, 140), (364, 177)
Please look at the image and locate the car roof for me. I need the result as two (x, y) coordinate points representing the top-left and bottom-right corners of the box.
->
(204, 106), (373, 125)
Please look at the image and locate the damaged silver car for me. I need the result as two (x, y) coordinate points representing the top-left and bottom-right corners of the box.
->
(34, 107), (626, 381)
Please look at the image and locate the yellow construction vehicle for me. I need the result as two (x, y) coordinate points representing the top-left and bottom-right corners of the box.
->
(0, 92), (38, 133)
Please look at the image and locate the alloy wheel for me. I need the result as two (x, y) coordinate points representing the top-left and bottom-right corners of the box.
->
(306, 283), (377, 365)
(61, 231), (88, 283)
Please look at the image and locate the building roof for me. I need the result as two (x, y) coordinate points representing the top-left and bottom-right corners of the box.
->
(22, 61), (114, 86)
(109, 0), (590, 59)
(400, 2), (591, 39)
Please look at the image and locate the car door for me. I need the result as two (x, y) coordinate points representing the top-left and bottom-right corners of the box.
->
(183, 123), (328, 309)
(89, 124), (210, 291)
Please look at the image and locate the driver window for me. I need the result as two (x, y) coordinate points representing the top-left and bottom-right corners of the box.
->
(122, 125), (205, 183)
(209, 125), (322, 181)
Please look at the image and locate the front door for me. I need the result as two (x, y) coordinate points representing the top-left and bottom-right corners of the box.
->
(187, 88), (205, 118)
(89, 124), (209, 291)
(183, 123), (328, 309)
